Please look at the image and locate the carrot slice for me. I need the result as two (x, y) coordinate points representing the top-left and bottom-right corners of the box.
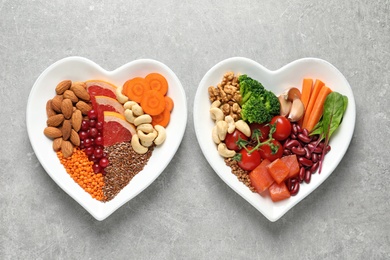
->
(302, 79), (325, 130)
(266, 158), (290, 184)
(268, 182), (291, 202)
(122, 77), (150, 103)
(298, 78), (313, 126)
(305, 86), (332, 132)
(151, 108), (171, 127)
(140, 90), (166, 116)
(164, 96), (174, 112)
(249, 159), (274, 193)
(145, 73), (168, 96)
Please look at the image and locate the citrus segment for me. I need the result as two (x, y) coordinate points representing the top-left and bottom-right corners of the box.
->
(103, 111), (136, 147)
(86, 80), (117, 99)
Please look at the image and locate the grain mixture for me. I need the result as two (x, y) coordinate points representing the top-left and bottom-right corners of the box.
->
(103, 142), (153, 201)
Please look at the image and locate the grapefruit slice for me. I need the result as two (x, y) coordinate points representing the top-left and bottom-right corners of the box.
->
(103, 111), (136, 147)
(94, 95), (125, 122)
(86, 80), (117, 99)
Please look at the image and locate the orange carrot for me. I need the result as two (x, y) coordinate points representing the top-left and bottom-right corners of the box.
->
(305, 86), (332, 132)
(302, 79), (325, 129)
(145, 73), (168, 96)
(301, 78), (313, 110)
(151, 108), (171, 127)
(164, 96), (174, 112)
(298, 78), (313, 126)
(140, 90), (166, 116)
(122, 77), (150, 103)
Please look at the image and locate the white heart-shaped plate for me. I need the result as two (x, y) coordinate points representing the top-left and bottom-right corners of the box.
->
(27, 57), (187, 221)
(194, 57), (356, 222)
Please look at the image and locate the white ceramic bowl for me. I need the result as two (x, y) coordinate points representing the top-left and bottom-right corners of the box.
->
(27, 57), (187, 221)
(194, 57), (356, 222)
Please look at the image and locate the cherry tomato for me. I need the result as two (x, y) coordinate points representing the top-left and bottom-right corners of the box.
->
(225, 129), (248, 151)
(270, 116), (292, 141)
(237, 146), (261, 171)
(249, 123), (270, 142)
(259, 139), (283, 162)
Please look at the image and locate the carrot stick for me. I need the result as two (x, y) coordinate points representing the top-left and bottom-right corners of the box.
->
(145, 73), (168, 96)
(305, 86), (332, 132)
(298, 78), (313, 126)
(123, 77), (150, 103)
(302, 79), (325, 129)
(140, 90), (166, 116)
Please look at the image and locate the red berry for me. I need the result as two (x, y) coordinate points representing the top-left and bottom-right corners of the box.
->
(81, 120), (89, 131)
(92, 163), (101, 174)
(88, 110), (97, 120)
(89, 128), (98, 138)
(79, 131), (88, 140)
(84, 138), (92, 147)
(95, 136), (103, 146)
(89, 119), (96, 127)
(99, 158), (109, 168)
(85, 146), (94, 156)
(94, 147), (103, 158)
(96, 121), (103, 131)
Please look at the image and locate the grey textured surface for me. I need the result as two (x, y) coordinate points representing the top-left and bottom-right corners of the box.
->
(1, 0), (389, 259)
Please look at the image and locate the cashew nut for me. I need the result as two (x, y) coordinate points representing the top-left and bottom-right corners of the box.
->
(141, 140), (154, 147)
(210, 107), (224, 122)
(211, 100), (221, 108)
(212, 125), (221, 144)
(123, 101), (138, 110)
(217, 143), (236, 158)
(235, 120), (251, 137)
(131, 134), (148, 154)
(115, 85), (129, 104)
(138, 130), (157, 143)
(154, 125), (166, 145)
(134, 114), (152, 126)
(124, 109), (136, 124)
(216, 120), (228, 141)
(225, 115), (235, 134)
(132, 104), (144, 116)
(137, 123), (154, 133)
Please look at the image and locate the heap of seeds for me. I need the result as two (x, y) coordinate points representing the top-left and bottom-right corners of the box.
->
(103, 142), (154, 201)
(224, 158), (256, 192)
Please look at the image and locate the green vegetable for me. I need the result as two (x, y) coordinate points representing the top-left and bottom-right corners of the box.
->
(239, 75), (280, 124)
(311, 91), (348, 173)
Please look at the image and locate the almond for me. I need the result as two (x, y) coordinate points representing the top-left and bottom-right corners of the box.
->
(61, 99), (73, 119)
(71, 82), (90, 101)
(53, 138), (62, 151)
(46, 114), (64, 127)
(76, 101), (91, 115)
(63, 90), (79, 103)
(61, 140), (74, 158)
(71, 109), (83, 132)
(62, 119), (72, 140)
(55, 80), (71, 95)
(44, 127), (62, 139)
(51, 95), (63, 113)
(70, 129), (80, 146)
(46, 100), (57, 117)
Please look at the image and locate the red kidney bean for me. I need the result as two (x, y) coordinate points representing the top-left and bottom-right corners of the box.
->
(296, 124), (302, 133)
(304, 147), (312, 159)
(310, 162), (319, 174)
(298, 167), (305, 183)
(313, 147), (323, 154)
(283, 149), (292, 156)
(290, 181), (300, 196)
(302, 128), (309, 137)
(299, 157), (313, 167)
(292, 146), (306, 156)
(312, 153), (319, 163)
(304, 170), (311, 183)
(284, 139), (300, 150)
(290, 133), (297, 140)
(298, 134), (311, 143)
(308, 143), (315, 150)
(318, 142), (325, 149)
(292, 124), (298, 135)
(325, 145), (331, 154)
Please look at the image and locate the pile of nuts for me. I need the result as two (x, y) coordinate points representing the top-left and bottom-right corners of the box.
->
(208, 72), (242, 121)
(44, 80), (92, 158)
(123, 101), (166, 154)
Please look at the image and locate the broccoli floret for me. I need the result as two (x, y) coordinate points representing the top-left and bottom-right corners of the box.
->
(239, 75), (280, 124)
